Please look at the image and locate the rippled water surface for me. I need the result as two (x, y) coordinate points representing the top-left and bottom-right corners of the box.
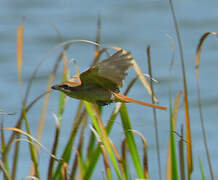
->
(1, 0), (218, 179)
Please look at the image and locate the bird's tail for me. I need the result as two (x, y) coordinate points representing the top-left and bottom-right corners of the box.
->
(113, 93), (167, 110)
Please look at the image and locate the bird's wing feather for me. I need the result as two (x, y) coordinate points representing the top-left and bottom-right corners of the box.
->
(80, 50), (133, 92)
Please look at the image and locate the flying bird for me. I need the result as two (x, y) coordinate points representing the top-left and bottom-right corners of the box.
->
(51, 50), (167, 110)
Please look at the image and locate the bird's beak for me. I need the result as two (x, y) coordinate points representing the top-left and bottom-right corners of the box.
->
(51, 84), (60, 90)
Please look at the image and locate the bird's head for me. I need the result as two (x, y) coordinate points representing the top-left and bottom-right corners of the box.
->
(51, 80), (79, 97)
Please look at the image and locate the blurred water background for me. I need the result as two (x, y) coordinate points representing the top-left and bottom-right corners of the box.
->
(1, 0), (218, 179)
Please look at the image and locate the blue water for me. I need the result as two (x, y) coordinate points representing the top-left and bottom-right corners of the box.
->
(1, 0), (218, 179)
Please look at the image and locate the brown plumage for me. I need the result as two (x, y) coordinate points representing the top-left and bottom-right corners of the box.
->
(52, 50), (167, 110)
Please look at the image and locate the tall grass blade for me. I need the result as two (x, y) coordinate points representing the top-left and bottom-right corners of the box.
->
(61, 163), (68, 180)
(121, 140), (129, 177)
(0, 121), (6, 156)
(53, 106), (85, 179)
(47, 119), (60, 180)
(170, 93), (180, 180)
(166, 92), (180, 180)
(100, 144), (112, 180)
(70, 112), (87, 179)
(71, 148), (84, 180)
(11, 136), (19, 180)
(146, 46), (162, 180)
(47, 51), (69, 179)
(86, 130), (96, 159)
(131, 130), (149, 179)
(0, 159), (11, 180)
(195, 32), (217, 77)
(12, 18), (25, 179)
(195, 32), (217, 180)
(119, 103), (145, 178)
(166, 33), (177, 180)
(17, 17), (25, 83)
(198, 156), (206, 180)
(23, 106), (40, 177)
(169, 0), (193, 178)
(110, 138), (129, 179)
(1, 121), (10, 179)
(48, 52), (69, 179)
(179, 125), (185, 180)
(84, 102), (122, 180)
(109, 139), (128, 179)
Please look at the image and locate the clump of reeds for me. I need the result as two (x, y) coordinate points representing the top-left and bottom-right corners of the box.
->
(0, 1), (216, 180)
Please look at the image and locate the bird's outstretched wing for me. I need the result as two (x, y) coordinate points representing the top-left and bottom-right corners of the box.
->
(80, 50), (133, 92)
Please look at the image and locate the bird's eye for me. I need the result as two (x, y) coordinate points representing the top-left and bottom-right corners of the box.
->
(60, 85), (69, 90)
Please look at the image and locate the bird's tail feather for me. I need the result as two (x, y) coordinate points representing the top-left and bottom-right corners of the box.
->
(113, 93), (167, 110)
